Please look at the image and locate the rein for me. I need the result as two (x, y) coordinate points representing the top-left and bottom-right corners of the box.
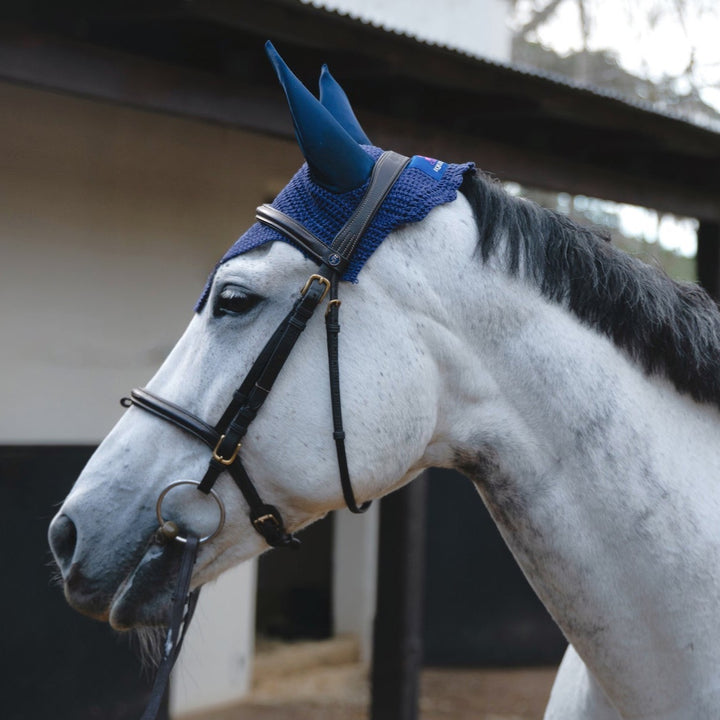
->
(139, 535), (200, 720)
(128, 150), (410, 719)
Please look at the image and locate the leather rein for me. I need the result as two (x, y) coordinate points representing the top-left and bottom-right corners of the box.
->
(127, 151), (410, 719)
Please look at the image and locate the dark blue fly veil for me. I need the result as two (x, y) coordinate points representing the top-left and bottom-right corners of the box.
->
(136, 42), (474, 720)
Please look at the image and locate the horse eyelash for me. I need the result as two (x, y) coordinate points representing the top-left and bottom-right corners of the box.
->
(214, 286), (264, 317)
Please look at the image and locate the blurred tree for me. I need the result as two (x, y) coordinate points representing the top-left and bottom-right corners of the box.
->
(504, 180), (698, 282)
(504, 1), (715, 281)
(507, 0), (720, 128)
(512, 39), (720, 128)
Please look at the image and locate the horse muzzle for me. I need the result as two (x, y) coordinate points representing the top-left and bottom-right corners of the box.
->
(48, 510), (179, 629)
(49, 513), (114, 621)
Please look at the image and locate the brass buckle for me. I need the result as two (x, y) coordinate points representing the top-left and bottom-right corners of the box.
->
(301, 274), (331, 303)
(212, 434), (242, 466)
(253, 512), (280, 529)
(325, 298), (341, 317)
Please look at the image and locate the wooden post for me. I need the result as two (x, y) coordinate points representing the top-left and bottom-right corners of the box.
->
(370, 475), (428, 720)
(697, 220), (720, 301)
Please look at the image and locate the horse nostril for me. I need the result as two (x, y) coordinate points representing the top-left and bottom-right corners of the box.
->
(48, 514), (78, 578)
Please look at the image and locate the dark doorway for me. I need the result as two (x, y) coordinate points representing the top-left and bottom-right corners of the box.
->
(2, 446), (159, 720)
(423, 468), (566, 666)
(255, 513), (334, 640)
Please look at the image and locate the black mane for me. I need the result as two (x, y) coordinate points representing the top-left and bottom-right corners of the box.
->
(460, 171), (720, 410)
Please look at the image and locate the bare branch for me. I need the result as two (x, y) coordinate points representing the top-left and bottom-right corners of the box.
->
(519, 0), (566, 37)
(577, 0), (590, 50)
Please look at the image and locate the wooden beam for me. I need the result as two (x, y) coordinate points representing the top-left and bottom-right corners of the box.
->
(366, 114), (720, 222)
(2, 25), (718, 221)
(0, 26), (294, 138)
(697, 221), (720, 299)
(371, 477), (428, 720)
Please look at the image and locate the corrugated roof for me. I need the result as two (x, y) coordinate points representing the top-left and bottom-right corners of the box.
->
(2, 0), (718, 219)
(300, 0), (719, 133)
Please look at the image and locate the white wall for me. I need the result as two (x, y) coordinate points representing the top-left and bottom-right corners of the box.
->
(333, 504), (380, 662)
(170, 561), (258, 717)
(0, 80), (304, 715)
(0, 81), (302, 444)
(303, 0), (512, 62)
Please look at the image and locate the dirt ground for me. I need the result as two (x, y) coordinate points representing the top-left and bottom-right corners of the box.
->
(182, 638), (557, 720)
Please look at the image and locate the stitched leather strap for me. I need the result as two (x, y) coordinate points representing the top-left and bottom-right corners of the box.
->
(256, 150), (410, 276)
(325, 275), (370, 513)
(140, 535), (200, 720)
(330, 150), (409, 261)
(127, 389), (219, 448)
(125, 389), (301, 550)
(256, 205), (346, 269)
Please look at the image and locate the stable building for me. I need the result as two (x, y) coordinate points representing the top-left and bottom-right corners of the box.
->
(3, 2), (720, 718)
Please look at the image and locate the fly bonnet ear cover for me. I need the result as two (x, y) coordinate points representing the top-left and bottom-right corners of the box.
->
(196, 42), (475, 311)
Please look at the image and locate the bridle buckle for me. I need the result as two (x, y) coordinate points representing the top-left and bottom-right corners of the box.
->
(252, 512), (279, 528)
(325, 298), (341, 317)
(301, 274), (331, 303)
(212, 434), (242, 465)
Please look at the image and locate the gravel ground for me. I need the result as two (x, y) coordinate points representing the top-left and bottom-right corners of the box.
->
(183, 663), (557, 720)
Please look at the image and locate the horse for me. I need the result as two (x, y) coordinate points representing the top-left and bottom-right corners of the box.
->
(48, 43), (720, 720)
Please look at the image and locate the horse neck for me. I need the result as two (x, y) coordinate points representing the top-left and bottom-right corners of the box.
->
(425, 259), (720, 716)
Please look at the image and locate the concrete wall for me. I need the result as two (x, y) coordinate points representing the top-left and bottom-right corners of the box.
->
(0, 80), (303, 715)
(333, 505), (380, 662)
(0, 81), (302, 444)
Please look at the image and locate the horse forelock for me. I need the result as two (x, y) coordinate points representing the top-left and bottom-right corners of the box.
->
(460, 172), (720, 411)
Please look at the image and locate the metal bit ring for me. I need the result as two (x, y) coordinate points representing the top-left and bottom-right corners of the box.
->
(156, 480), (226, 545)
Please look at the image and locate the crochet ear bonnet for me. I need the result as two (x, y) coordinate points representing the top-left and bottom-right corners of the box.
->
(196, 42), (474, 311)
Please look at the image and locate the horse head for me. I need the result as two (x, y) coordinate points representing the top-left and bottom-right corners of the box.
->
(48, 44), (476, 629)
(46, 40), (720, 720)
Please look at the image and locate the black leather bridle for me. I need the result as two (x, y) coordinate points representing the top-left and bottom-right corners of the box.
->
(133, 150), (409, 720)
(124, 150), (409, 549)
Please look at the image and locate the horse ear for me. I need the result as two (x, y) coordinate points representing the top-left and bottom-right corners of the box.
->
(319, 64), (371, 145)
(265, 41), (374, 193)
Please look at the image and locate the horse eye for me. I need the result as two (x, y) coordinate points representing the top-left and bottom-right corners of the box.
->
(214, 287), (264, 317)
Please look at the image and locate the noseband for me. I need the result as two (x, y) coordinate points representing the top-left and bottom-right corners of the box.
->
(123, 151), (410, 549)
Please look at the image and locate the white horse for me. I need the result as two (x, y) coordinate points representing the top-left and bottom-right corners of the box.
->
(49, 45), (720, 720)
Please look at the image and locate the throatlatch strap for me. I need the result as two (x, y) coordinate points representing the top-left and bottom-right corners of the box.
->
(250, 151), (408, 515)
(325, 275), (370, 513)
